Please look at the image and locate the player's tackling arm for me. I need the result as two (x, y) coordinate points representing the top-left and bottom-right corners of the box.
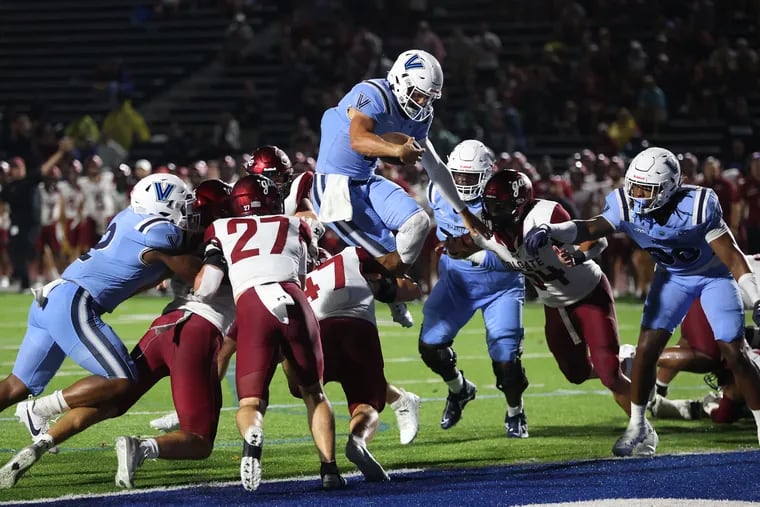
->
(421, 138), (490, 237)
(142, 250), (202, 285)
(524, 215), (615, 256)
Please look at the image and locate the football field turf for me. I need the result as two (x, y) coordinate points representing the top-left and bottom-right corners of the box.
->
(0, 293), (756, 502)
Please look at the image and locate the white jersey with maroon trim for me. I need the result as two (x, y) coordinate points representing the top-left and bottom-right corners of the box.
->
(164, 277), (236, 335)
(78, 172), (116, 225)
(475, 199), (602, 307)
(205, 215), (311, 299)
(305, 247), (376, 324)
(284, 171), (314, 216)
(59, 181), (84, 224)
(39, 183), (62, 227)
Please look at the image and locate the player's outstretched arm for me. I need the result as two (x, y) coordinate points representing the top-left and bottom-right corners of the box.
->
(421, 138), (490, 238)
(524, 216), (614, 256)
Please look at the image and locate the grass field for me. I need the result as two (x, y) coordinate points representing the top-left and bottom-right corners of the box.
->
(0, 293), (756, 502)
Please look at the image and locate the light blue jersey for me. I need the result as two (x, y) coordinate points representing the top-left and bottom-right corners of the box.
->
(12, 207), (186, 395)
(421, 185), (525, 362)
(62, 209), (184, 312)
(316, 78), (431, 180)
(601, 185), (744, 340)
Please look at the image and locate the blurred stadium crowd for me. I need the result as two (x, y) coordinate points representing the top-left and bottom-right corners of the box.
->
(0, 0), (758, 294)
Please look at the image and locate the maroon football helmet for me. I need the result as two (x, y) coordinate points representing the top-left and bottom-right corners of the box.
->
(230, 174), (283, 217)
(481, 169), (534, 230)
(193, 179), (231, 229)
(244, 145), (293, 190)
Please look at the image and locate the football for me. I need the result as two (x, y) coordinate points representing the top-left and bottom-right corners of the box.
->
(380, 132), (420, 166)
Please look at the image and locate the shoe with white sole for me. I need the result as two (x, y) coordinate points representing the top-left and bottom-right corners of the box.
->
(390, 389), (421, 445)
(612, 419), (658, 457)
(0, 440), (49, 488)
(15, 400), (58, 454)
(240, 426), (263, 491)
(149, 411), (180, 432)
(115, 436), (145, 489)
(345, 439), (389, 482)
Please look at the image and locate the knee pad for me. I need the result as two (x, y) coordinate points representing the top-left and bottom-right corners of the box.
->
(419, 340), (457, 379)
(492, 359), (529, 396)
(396, 211), (430, 265)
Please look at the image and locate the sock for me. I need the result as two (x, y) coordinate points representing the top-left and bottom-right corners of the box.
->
(320, 460), (339, 477)
(445, 372), (464, 394)
(32, 390), (70, 418)
(139, 438), (160, 460)
(507, 401), (524, 418)
(655, 380), (669, 397)
(630, 402), (647, 427)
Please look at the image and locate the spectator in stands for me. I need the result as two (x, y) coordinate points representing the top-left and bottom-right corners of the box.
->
(134, 159), (152, 180)
(100, 93), (150, 164)
(93, 58), (134, 107)
(413, 21), (446, 64)
(473, 22), (502, 90)
(64, 113), (100, 161)
(211, 112), (241, 153)
(636, 75), (668, 135)
(555, 100), (581, 137)
(0, 139), (71, 291)
(701, 156), (742, 237)
(678, 152), (700, 184)
(428, 118), (460, 160)
(289, 116), (319, 157)
(223, 12), (255, 65)
(445, 26), (476, 92)
(5, 115), (41, 170)
(607, 108), (639, 152)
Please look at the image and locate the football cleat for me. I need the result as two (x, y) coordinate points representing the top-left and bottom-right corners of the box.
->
(115, 436), (146, 489)
(240, 426), (263, 491)
(612, 420), (658, 457)
(390, 389), (421, 445)
(321, 472), (347, 490)
(505, 410), (529, 438)
(389, 302), (414, 328)
(440, 374), (477, 430)
(15, 399), (58, 454)
(345, 439), (390, 482)
(0, 440), (48, 488)
(149, 411), (180, 432)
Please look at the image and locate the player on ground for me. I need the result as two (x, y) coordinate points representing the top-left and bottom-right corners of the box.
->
(0, 173), (201, 488)
(311, 49), (489, 326)
(420, 140), (529, 436)
(0, 180), (232, 489)
(444, 170), (632, 423)
(194, 174), (343, 491)
(523, 146), (760, 457)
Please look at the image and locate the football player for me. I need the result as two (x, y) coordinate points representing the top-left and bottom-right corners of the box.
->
(522, 146), (760, 457)
(0, 180), (233, 489)
(443, 170), (632, 426)
(287, 246), (422, 481)
(311, 49), (490, 326)
(420, 140), (529, 437)
(194, 174), (343, 491)
(0, 173), (202, 488)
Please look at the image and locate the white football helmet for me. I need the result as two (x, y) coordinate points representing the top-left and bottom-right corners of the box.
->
(447, 139), (494, 201)
(130, 173), (195, 229)
(624, 147), (681, 215)
(387, 49), (443, 122)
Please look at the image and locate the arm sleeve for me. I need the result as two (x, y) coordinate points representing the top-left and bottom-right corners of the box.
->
(599, 189), (624, 230)
(421, 137), (466, 212)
